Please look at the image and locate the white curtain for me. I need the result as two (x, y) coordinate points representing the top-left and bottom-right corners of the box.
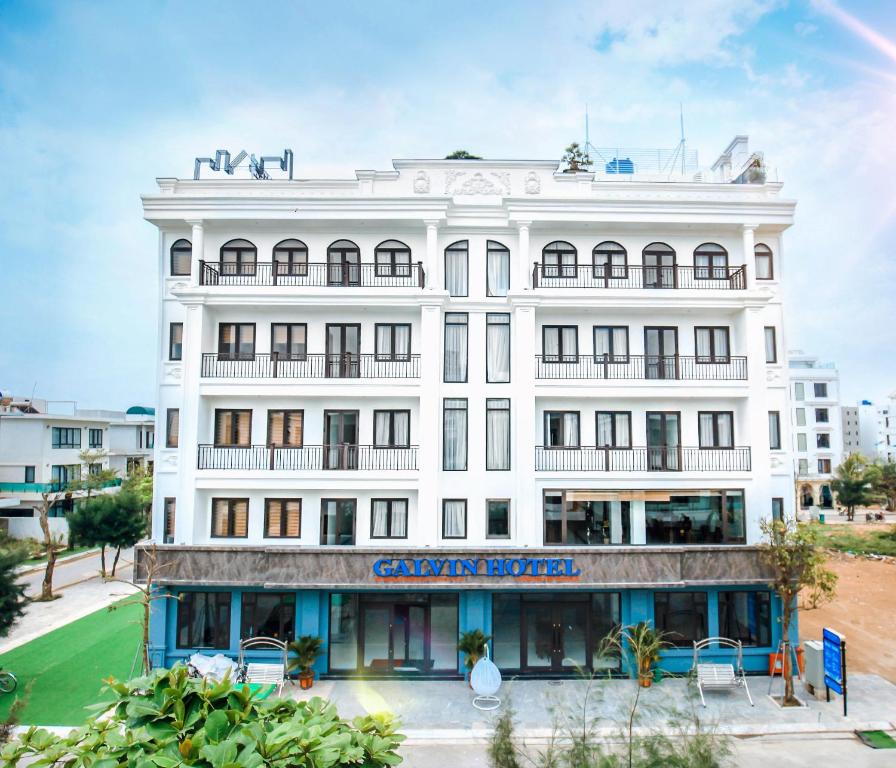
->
(699, 413), (715, 446)
(696, 329), (711, 359)
(394, 325), (410, 359)
(764, 327), (776, 362)
(768, 412), (780, 448)
(487, 403), (510, 470)
(443, 400), (467, 469)
(596, 412), (613, 446)
(561, 327), (578, 361)
(392, 501), (407, 537)
(393, 411), (409, 446)
(487, 250), (509, 296)
(374, 412), (391, 446)
(372, 500), (389, 537)
(486, 320), (510, 382)
(443, 500), (466, 538)
(444, 317), (468, 382)
(376, 325), (391, 357)
(718, 414), (733, 447)
(563, 413), (579, 447)
(445, 249), (468, 296)
(544, 328), (559, 358)
(713, 328), (729, 358)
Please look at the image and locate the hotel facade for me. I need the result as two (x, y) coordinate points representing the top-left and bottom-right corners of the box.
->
(140, 137), (796, 677)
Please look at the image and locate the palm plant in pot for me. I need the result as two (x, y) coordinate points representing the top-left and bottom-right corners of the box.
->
(458, 629), (491, 681)
(288, 635), (323, 690)
(623, 621), (668, 688)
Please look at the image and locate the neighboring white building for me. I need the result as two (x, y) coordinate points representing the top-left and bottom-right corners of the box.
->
(876, 394), (896, 463)
(138, 137), (795, 677)
(842, 399), (879, 460)
(0, 395), (154, 538)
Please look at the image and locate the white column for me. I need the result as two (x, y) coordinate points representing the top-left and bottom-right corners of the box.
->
(517, 222), (531, 291)
(744, 306), (772, 542)
(424, 219), (439, 291)
(175, 301), (206, 543)
(512, 301), (537, 544)
(417, 301), (442, 544)
(188, 220), (205, 286)
(742, 224), (757, 289)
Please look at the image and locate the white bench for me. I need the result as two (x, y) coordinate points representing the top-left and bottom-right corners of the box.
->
(692, 638), (754, 707)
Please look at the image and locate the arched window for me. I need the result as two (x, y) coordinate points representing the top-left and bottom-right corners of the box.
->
(273, 239), (308, 277)
(170, 239), (192, 276)
(694, 243), (729, 280)
(444, 241), (469, 297)
(542, 241), (577, 278)
(592, 241), (627, 280)
(375, 239), (411, 278)
(486, 240), (510, 297)
(754, 243), (773, 280)
(642, 242), (676, 288)
(220, 239), (257, 276)
(327, 239), (361, 286)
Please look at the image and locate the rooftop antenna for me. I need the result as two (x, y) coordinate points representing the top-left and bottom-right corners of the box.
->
(679, 103), (686, 175)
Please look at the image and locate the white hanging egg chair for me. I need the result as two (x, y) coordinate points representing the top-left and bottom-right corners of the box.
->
(470, 644), (502, 711)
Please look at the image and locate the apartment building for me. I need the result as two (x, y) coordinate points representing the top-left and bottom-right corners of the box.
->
(139, 136), (795, 677)
(787, 352), (843, 510)
(841, 399), (878, 460)
(0, 396), (154, 537)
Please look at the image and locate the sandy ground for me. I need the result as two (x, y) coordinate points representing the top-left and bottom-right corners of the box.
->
(800, 546), (896, 682)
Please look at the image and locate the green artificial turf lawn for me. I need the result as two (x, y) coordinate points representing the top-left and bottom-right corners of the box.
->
(0, 598), (142, 726)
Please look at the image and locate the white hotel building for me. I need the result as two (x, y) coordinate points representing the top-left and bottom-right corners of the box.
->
(140, 137), (795, 677)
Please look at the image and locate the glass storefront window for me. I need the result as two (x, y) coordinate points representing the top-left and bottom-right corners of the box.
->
(329, 593), (358, 671)
(240, 592), (295, 642)
(544, 491), (630, 545)
(654, 592), (708, 647)
(492, 594), (521, 669)
(718, 591), (771, 647)
(645, 491), (744, 544)
(430, 595), (459, 670)
(176, 592), (231, 649)
(591, 593), (622, 670)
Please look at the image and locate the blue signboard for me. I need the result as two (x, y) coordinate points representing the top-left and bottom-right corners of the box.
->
(823, 627), (847, 715)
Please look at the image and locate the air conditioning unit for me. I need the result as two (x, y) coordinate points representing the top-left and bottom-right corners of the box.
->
(803, 640), (825, 699)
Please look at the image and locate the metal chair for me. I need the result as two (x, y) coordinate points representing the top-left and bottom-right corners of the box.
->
(691, 637), (753, 707)
(238, 637), (288, 697)
(471, 645), (502, 711)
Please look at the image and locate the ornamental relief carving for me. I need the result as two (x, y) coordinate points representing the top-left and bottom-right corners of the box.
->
(413, 170), (430, 194)
(525, 171), (541, 194)
(445, 170), (511, 196)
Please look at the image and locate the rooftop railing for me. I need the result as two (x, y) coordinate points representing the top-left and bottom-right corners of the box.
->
(197, 444), (418, 471)
(535, 446), (751, 472)
(199, 261), (425, 288)
(535, 355), (748, 381)
(532, 263), (746, 290)
(200, 353), (420, 379)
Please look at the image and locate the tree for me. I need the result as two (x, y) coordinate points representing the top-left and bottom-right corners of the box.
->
(866, 460), (896, 512)
(67, 492), (146, 578)
(0, 540), (28, 638)
(831, 453), (875, 521)
(759, 518), (837, 706)
(34, 489), (70, 602)
(562, 142), (592, 172)
(69, 450), (118, 499)
(444, 149), (482, 159)
(122, 466), (153, 521)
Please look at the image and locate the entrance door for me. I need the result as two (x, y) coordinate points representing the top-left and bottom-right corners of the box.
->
(324, 410), (359, 469)
(646, 411), (681, 471)
(523, 600), (588, 672)
(327, 240), (361, 286)
(643, 245), (676, 288)
(644, 327), (679, 380)
(326, 324), (361, 378)
(361, 601), (428, 673)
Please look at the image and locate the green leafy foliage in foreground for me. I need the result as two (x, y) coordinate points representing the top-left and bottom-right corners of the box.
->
(1, 665), (404, 767)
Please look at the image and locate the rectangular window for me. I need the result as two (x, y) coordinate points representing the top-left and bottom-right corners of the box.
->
(370, 498), (408, 538)
(442, 499), (467, 539)
(88, 428), (103, 448)
(794, 382), (805, 401)
(593, 326), (629, 363)
(443, 313), (468, 383)
(814, 382), (828, 398)
(444, 242), (469, 297)
(218, 323), (256, 361)
(486, 313), (511, 382)
(163, 497), (176, 543)
(176, 592), (231, 649)
(138, 426), (143, 449)
(764, 326), (777, 363)
(797, 433), (807, 452)
(542, 325), (578, 363)
(799, 458), (809, 475)
(373, 410), (410, 448)
(698, 412), (734, 448)
(166, 408), (179, 448)
(718, 591), (771, 647)
(486, 398), (511, 470)
(264, 499), (301, 538)
(795, 408), (806, 427)
(694, 327), (730, 363)
(595, 411), (631, 448)
(645, 490), (744, 544)
(815, 408), (829, 423)
(768, 411), (781, 449)
(24, 466), (35, 483)
(169, 323), (183, 361)
(486, 499), (510, 538)
(818, 458), (832, 473)
(375, 323), (411, 361)
(486, 242), (510, 297)
(240, 592), (295, 643)
(320, 499), (356, 545)
(817, 433), (831, 448)
(51, 464), (80, 485)
(51, 427), (81, 449)
(654, 592), (708, 647)
(545, 411), (580, 448)
(211, 498), (249, 538)
(88, 463), (102, 476)
(266, 410), (303, 447)
(443, 398), (468, 470)
(271, 323), (307, 360)
(214, 409), (252, 447)
(772, 497), (784, 522)
(146, 430), (154, 449)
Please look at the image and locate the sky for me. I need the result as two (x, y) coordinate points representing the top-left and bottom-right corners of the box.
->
(0, 0), (894, 409)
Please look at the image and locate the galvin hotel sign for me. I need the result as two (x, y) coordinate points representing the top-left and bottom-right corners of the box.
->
(373, 556), (581, 583)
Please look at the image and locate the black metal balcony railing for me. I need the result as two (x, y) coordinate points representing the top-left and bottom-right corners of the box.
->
(535, 355), (748, 381)
(197, 444), (418, 471)
(535, 446), (752, 472)
(532, 263), (747, 290)
(199, 261), (425, 288)
(200, 353), (421, 379)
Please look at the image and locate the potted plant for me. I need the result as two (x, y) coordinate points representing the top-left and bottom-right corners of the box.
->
(458, 629), (491, 681)
(624, 621), (668, 688)
(288, 635), (323, 690)
(746, 157), (766, 184)
(561, 142), (592, 173)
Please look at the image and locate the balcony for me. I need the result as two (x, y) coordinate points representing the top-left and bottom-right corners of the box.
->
(534, 446), (751, 472)
(0, 478), (123, 495)
(198, 261), (425, 288)
(200, 353), (420, 379)
(197, 444), (418, 471)
(532, 264), (746, 290)
(535, 355), (747, 381)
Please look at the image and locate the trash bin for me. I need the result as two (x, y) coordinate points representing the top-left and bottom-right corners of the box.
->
(819, 513), (826, 524)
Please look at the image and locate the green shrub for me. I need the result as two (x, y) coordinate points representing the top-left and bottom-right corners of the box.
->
(0, 665), (405, 767)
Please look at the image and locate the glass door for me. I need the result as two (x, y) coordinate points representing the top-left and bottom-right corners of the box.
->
(361, 600), (429, 674)
(523, 600), (589, 672)
(643, 247), (676, 288)
(326, 324), (361, 378)
(324, 411), (359, 469)
(644, 327), (678, 380)
(328, 241), (361, 286)
(646, 411), (681, 471)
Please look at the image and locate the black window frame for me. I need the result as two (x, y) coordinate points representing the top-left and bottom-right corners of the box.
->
(214, 409), (252, 447)
(818, 458), (832, 474)
(51, 427), (81, 449)
(693, 243), (729, 280)
(593, 325), (630, 364)
(486, 240), (510, 297)
(815, 407), (829, 423)
(595, 411), (632, 448)
(374, 239), (412, 278)
(814, 382), (828, 398)
(220, 238), (257, 276)
(542, 240), (578, 278)
(443, 312), (469, 383)
(163, 497), (175, 543)
(211, 497), (249, 538)
(764, 326), (777, 363)
(816, 433), (831, 449)
(168, 322), (184, 363)
(240, 592), (296, 643)
(441, 498), (468, 539)
(375, 323), (412, 362)
(771, 497), (784, 522)
(444, 240), (469, 297)
(217, 322), (256, 361)
(372, 409), (411, 448)
(442, 398), (468, 471)
(698, 411), (735, 449)
(270, 323), (307, 361)
(166, 408), (179, 448)
(718, 590), (772, 647)
(768, 411), (781, 450)
(88, 428), (103, 449)
(754, 243), (774, 280)
(264, 498), (302, 539)
(653, 591), (708, 647)
(542, 325), (579, 364)
(486, 313), (511, 383)
(592, 241), (628, 279)
(544, 411), (580, 448)
(272, 238), (309, 277)
(486, 398), (511, 470)
(266, 409), (304, 448)
(175, 591), (231, 650)
(170, 238), (192, 277)
(320, 498), (357, 545)
(694, 326), (731, 364)
(369, 498), (409, 539)
(486, 499), (511, 539)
